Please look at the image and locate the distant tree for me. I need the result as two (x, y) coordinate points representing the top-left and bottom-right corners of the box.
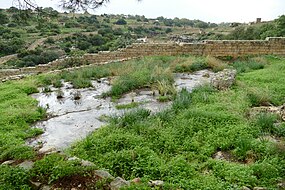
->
(114, 18), (127, 25)
(77, 41), (91, 50)
(209, 23), (218, 28)
(165, 28), (172, 33)
(156, 16), (165, 22)
(276, 15), (285, 36)
(194, 21), (209, 28)
(0, 11), (9, 24)
(42, 7), (59, 19)
(11, 9), (32, 25)
(163, 19), (174, 26)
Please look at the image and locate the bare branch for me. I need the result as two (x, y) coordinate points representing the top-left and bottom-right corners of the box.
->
(14, 0), (111, 11)
(13, 0), (37, 10)
(60, 0), (110, 11)
(14, 0), (142, 12)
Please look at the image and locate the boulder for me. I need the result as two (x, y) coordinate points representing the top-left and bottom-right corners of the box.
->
(30, 181), (42, 190)
(94, 170), (114, 179)
(148, 180), (164, 187)
(81, 160), (96, 167)
(131, 178), (141, 184)
(110, 177), (130, 190)
(1, 160), (16, 165)
(18, 161), (34, 171)
(253, 187), (267, 190)
(210, 69), (237, 90)
(250, 105), (285, 121)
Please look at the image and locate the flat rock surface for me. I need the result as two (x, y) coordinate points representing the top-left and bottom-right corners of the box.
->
(29, 71), (213, 152)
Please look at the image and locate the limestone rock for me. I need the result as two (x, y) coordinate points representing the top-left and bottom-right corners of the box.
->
(131, 178), (141, 184)
(68, 156), (81, 161)
(213, 151), (225, 160)
(81, 160), (96, 167)
(253, 187), (267, 190)
(110, 177), (130, 190)
(38, 147), (57, 154)
(250, 105), (285, 121)
(40, 185), (51, 190)
(277, 182), (285, 189)
(18, 161), (34, 171)
(148, 180), (164, 187)
(1, 160), (16, 165)
(210, 69), (237, 90)
(30, 181), (42, 190)
(94, 170), (114, 179)
(68, 156), (96, 167)
(242, 186), (251, 190)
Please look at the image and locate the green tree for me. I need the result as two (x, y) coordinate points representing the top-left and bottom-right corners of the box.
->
(114, 18), (127, 25)
(0, 11), (9, 24)
(276, 15), (285, 36)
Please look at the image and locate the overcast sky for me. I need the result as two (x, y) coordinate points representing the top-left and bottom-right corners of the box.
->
(1, 0), (284, 23)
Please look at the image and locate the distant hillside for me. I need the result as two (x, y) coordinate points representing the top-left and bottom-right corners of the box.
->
(0, 6), (284, 68)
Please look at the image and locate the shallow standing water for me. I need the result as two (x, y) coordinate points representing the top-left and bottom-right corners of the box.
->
(29, 70), (213, 153)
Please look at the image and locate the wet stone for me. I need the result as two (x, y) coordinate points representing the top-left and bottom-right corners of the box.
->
(29, 72), (214, 152)
(148, 180), (164, 187)
(94, 170), (114, 179)
(1, 160), (16, 165)
(110, 177), (130, 190)
(174, 70), (214, 92)
(18, 161), (34, 171)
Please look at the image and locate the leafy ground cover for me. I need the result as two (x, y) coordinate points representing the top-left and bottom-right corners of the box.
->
(0, 55), (284, 189)
(69, 55), (285, 189)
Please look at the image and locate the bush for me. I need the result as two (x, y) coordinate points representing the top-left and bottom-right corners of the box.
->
(172, 88), (192, 111)
(232, 60), (265, 73)
(174, 59), (209, 73)
(114, 18), (127, 25)
(255, 113), (277, 134)
(246, 87), (271, 107)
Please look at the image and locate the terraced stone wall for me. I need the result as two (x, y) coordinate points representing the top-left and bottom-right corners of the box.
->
(1, 37), (285, 80)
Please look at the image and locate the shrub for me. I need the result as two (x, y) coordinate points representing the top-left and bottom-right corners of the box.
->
(206, 56), (227, 72)
(174, 58), (209, 73)
(153, 80), (176, 96)
(255, 113), (277, 134)
(232, 60), (265, 73)
(172, 88), (192, 111)
(246, 87), (271, 107)
(71, 78), (93, 89)
(106, 69), (151, 97)
(114, 18), (127, 25)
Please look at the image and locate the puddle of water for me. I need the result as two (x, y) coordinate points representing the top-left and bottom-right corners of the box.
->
(29, 70), (213, 152)
(174, 70), (213, 92)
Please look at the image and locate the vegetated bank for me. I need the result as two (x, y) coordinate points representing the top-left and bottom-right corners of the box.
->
(0, 55), (285, 189)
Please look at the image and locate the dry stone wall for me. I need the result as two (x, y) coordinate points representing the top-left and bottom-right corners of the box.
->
(83, 37), (285, 63)
(1, 37), (285, 80)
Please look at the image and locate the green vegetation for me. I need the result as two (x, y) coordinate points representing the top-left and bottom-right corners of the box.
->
(31, 154), (95, 184)
(0, 79), (45, 161)
(0, 55), (285, 189)
(68, 56), (285, 189)
(115, 102), (141, 110)
(225, 15), (285, 40)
